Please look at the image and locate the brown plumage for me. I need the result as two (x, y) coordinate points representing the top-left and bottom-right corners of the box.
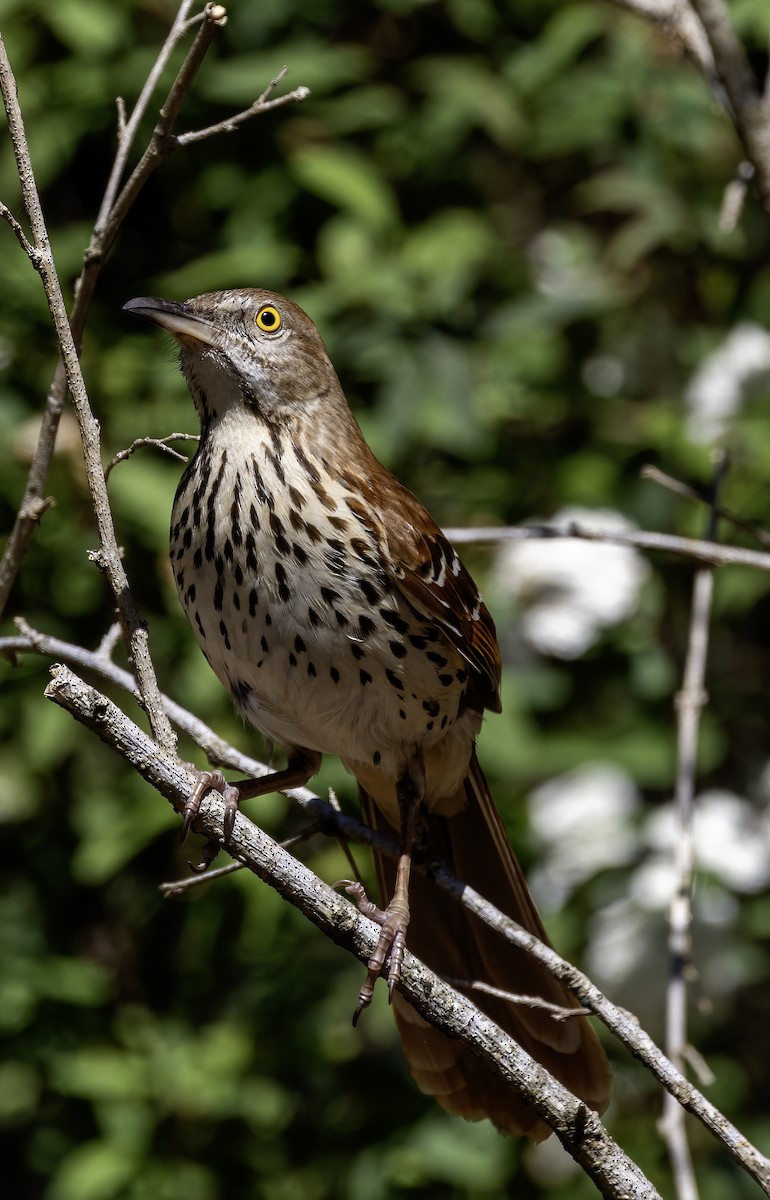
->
(124, 288), (612, 1139)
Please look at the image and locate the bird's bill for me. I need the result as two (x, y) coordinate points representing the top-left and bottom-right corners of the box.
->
(123, 296), (220, 348)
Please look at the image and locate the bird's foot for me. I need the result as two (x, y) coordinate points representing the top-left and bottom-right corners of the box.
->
(180, 765), (241, 846)
(335, 879), (410, 1025)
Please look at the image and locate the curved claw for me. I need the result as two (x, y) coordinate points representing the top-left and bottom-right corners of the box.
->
(222, 783), (241, 846)
(188, 839), (219, 873)
(180, 767), (229, 842)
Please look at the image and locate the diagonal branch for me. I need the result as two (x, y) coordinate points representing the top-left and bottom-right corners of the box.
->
(34, 651), (770, 1196)
(0, 36), (176, 748)
(43, 662), (662, 1200)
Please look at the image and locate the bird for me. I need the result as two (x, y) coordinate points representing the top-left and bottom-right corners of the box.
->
(124, 288), (612, 1139)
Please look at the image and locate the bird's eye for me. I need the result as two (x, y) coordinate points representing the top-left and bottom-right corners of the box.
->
(255, 305), (282, 333)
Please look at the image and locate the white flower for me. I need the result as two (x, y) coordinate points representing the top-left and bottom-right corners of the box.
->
(644, 790), (770, 893)
(494, 506), (650, 658)
(527, 763), (640, 907)
(685, 322), (770, 444)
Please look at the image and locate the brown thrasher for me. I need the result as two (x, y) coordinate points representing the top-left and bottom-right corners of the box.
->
(124, 288), (611, 1139)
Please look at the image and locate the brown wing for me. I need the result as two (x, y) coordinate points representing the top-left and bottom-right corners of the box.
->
(340, 451), (501, 712)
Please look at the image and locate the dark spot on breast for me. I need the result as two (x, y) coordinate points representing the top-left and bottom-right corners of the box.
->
(335, 610), (349, 627)
(360, 669), (372, 686)
(288, 485), (305, 510)
(426, 720), (434, 731)
(380, 608), (408, 633)
(249, 503), (260, 531)
(399, 709), (406, 720)
(289, 652), (297, 667)
(422, 699), (440, 718)
(373, 751), (381, 766)
(305, 522), (322, 544)
(330, 666), (340, 684)
(234, 564), (244, 586)
(295, 634), (306, 654)
(385, 669), (404, 691)
(308, 607), (320, 626)
(213, 580), (223, 611)
(440, 714), (448, 729)
(233, 592), (241, 610)
(438, 674), (454, 687)
(265, 612), (272, 626)
(409, 635), (428, 650)
(359, 579), (380, 605)
(275, 562), (291, 603)
(456, 667), (468, 683)
(358, 615), (376, 637)
(292, 542), (308, 565)
(270, 512), (290, 557)
(390, 640), (406, 658)
(195, 612), (206, 638)
(249, 588), (258, 616)
(261, 635), (269, 652)
(321, 586), (340, 606)
(427, 651), (448, 668)
(351, 644), (365, 661)
(194, 548), (202, 569)
(233, 679), (251, 703)
(307, 661), (317, 677)
(224, 538), (234, 561)
(219, 619), (231, 650)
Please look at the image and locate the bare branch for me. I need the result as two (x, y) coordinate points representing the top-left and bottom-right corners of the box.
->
(104, 433), (198, 481)
(609, 0), (770, 214)
(0, 43), (176, 748)
(641, 464), (770, 548)
(177, 82), (311, 146)
(660, 451), (726, 1200)
(24, 639), (770, 1193)
(42, 663), (663, 1198)
(0, 3), (308, 619)
(442, 978), (591, 1020)
(443, 522), (770, 572)
(7, 619), (770, 1187)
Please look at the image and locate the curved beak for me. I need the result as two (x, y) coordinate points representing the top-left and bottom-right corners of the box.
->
(123, 296), (220, 348)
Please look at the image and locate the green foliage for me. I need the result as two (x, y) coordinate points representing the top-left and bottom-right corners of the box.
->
(2, 0), (770, 1197)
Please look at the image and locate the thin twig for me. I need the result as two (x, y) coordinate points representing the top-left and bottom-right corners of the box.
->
(688, 0), (770, 212)
(660, 451), (727, 1200)
(641, 464), (770, 548)
(443, 978), (591, 1020)
(0, 3), (309, 619)
(0, 1), (201, 618)
(0, 39), (177, 750)
(177, 83), (311, 145)
(104, 433), (198, 481)
(442, 522), (770, 572)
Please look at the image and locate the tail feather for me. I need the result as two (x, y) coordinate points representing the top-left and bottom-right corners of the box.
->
(359, 750), (611, 1141)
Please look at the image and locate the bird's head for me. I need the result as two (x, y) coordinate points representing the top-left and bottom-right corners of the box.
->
(124, 289), (339, 424)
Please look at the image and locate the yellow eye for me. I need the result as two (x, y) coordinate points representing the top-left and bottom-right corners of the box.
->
(255, 304), (282, 333)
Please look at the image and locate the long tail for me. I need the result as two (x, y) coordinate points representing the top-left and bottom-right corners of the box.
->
(359, 751), (612, 1140)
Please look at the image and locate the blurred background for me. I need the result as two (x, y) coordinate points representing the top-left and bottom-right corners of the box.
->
(2, 0), (770, 1196)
